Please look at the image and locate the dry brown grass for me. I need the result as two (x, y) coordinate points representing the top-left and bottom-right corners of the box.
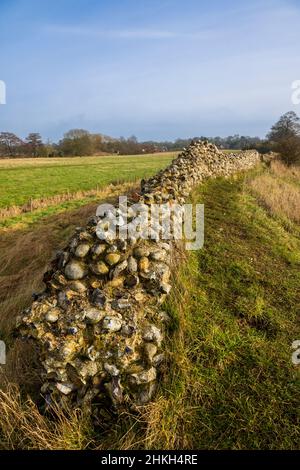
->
(0, 152), (173, 169)
(0, 182), (134, 220)
(248, 172), (300, 224)
(0, 203), (96, 337)
(270, 160), (300, 182)
(0, 384), (93, 450)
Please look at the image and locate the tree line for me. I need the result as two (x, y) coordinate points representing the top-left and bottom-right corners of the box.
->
(1, 111), (300, 164)
(0, 129), (268, 158)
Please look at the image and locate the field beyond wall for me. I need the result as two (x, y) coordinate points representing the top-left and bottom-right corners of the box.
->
(0, 152), (176, 227)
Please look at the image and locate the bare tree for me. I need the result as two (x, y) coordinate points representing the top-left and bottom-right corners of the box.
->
(0, 132), (24, 157)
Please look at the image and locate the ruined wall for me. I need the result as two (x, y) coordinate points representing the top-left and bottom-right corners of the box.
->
(17, 141), (260, 414)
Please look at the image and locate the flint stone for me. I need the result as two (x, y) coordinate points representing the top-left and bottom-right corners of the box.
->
(150, 250), (166, 261)
(160, 283), (172, 294)
(61, 341), (78, 360)
(153, 353), (165, 367)
(144, 343), (157, 363)
(69, 281), (87, 293)
(102, 316), (122, 332)
(92, 244), (107, 257)
(104, 363), (120, 377)
(111, 260), (127, 278)
(139, 256), (149, 272)
(65, 260), (87, 280)
(133, 247), (150, 258)
(105, 377), (123, 405)
(57, 291), (70, 309)
(45, 308), (60, 323)
(111, 298), (131, 311)
(77, 360), (98, 378)
(91, 261), (109, 275)
(75, 243), (90, 258)
(124, 274), (139, 288)
(56, 251), (69, 270)
(85, 308), (105, 324)
(90, 288), (106, 307)
(136, 382), (156, 405)
(105, 253), (121, 266)
(127, 256), (138, 273)
(130, 367), (157, 385)
(143, 325), (163, 346)
(56, 382), (75, 395)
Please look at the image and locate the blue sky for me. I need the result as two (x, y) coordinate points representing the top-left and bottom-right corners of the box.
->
(0, 0), (300, 141)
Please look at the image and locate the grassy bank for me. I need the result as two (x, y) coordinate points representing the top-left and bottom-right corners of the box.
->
(141, 173), (300, 449)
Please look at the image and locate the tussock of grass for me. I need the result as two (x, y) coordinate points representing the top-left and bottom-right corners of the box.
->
(0, 385), (93, 450)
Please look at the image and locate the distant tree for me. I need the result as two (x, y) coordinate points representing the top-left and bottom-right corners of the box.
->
(0, 132), (23, 157)
(128, 135), (138, 143)
(25, 132), (44, 157)
(63, 129), (90, 140)
(267, 111), (300, 165)
(58, 129), (93, 156)
(90, 133), (104, 154)
(268, 111), (300, 140)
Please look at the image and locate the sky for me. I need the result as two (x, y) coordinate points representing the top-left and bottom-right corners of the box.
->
(0, 0), (300, 141)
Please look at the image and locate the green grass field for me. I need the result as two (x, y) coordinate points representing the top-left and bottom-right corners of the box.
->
(0, 153), (176, 210)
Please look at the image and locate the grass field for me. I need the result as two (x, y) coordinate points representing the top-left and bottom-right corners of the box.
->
(0, 152), (176, 212)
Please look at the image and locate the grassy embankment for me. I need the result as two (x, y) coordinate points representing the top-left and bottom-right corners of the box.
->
(0, 159), (299, 449)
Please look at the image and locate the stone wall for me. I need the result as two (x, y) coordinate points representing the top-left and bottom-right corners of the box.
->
(17, 141), (260, 414)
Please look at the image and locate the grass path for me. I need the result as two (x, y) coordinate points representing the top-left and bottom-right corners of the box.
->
(142, 172), (300, 449)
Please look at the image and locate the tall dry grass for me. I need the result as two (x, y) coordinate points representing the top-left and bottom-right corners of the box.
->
(0, 384), (94, 450)
(270, 160), (300, 182)
(248, 163), (300, 224)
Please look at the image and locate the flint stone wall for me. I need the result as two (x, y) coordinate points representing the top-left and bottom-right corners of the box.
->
(17, 141), (260, 413)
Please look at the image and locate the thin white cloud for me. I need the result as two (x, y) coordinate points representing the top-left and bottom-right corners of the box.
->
(45, 25), (214, 40)
(46, 25), (177, 39)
